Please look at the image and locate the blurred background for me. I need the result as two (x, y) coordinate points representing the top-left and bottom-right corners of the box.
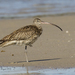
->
(0, 0), (75, 19)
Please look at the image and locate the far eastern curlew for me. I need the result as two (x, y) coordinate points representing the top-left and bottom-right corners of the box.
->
(0, 18), (63, 62)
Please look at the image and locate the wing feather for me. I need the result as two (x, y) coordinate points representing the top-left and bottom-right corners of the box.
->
(1, 25), (38, 41)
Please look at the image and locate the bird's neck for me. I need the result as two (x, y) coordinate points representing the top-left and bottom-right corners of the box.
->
(34, 24), (42, 29)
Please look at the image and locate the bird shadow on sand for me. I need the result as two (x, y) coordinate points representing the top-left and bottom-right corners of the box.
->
(13, 58), (61, 63)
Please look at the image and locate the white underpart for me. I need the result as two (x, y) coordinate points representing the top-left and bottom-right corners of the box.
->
(16, 40), (24, 45)
(4, 40), (17, 46)
(16, 40), (32, 45)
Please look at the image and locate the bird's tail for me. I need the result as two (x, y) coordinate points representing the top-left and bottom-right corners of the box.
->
(0, 40), (5, 47)
(0, 40), (8, 47)
(0, 40), (16, 47)
(0, 40), (4, 44)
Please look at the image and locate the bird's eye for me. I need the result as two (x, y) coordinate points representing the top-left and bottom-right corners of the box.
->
(37, 20), (40, 22)
(37, 20), (39, 22)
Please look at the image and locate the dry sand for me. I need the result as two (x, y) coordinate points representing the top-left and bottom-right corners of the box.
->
(0, 15), (75, 68)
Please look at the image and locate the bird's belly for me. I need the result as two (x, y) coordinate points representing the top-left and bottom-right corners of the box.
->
(16, 35), (39, 45)
(16, 40), (24, 45)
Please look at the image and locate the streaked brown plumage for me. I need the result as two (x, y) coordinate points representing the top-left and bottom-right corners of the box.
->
(0, 25), (42, 47)
(0, 18), (63, 62)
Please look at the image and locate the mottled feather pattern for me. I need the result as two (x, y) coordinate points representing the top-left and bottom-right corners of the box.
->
(0, 25), (42, 47)
(1, 25), (42, 41)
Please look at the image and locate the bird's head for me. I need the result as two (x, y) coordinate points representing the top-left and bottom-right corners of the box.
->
(33, 18), (50, 25)
(33, 18), (63, 31)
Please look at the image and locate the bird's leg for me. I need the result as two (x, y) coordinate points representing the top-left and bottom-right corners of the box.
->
(25, 46), (28, 62)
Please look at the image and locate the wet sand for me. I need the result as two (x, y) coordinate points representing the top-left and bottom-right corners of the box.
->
(0, 15), (75, 68)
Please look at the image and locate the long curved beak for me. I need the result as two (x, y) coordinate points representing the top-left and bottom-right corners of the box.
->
(41, 21), (63, 31)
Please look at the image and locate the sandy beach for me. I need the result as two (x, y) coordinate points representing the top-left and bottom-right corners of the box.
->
(0, 15), (75, 68)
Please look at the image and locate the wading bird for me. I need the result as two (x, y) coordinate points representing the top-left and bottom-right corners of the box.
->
(0, 18), (63, 62)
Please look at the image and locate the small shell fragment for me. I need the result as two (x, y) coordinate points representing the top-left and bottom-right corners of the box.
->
(66, 31), (69, 33)
(12, 54), (14, 56)
(1, 50), (5, 52)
